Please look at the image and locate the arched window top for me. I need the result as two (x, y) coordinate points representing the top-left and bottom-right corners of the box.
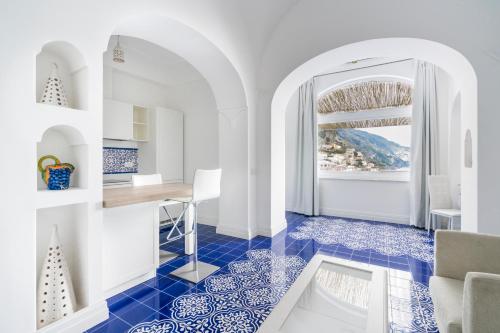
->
(318, 80), (413, 114)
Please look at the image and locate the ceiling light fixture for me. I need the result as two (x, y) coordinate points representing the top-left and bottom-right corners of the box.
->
(113, 35), (125, 63)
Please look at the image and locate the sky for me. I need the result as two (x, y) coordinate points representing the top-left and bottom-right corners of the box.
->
(360, 125), (411, 147)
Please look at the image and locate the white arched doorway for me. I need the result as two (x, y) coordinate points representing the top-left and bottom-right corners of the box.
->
(108, 15), (252, 237)
(270, 38), (477, 232)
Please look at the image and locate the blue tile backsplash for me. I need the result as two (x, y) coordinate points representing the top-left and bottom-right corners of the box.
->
(103, 147), (139, 174)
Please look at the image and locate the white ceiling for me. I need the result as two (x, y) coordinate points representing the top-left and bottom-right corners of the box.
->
(104, 35), (204, 86)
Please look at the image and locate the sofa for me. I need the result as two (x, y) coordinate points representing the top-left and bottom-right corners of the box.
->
(430, 230), (500, 333)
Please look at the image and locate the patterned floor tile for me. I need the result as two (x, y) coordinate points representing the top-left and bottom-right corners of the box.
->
(86, 212), (439, 333)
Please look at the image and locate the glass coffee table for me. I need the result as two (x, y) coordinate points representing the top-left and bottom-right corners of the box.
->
(258, 254), (388, 333)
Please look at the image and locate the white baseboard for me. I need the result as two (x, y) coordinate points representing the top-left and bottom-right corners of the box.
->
(104, 269), (156, 299)
(216, 224), (253, 240)
(319, 207), (409, 224)
(256, 219), (287, 237)
(36, 300), (108, 333)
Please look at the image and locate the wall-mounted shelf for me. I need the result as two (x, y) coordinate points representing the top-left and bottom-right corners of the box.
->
(36, 188), (89, 209)
(36, 41), (88, 111)
(35, 301), (108, 333)
(34, 104), (91, 141)
(36, 102), (86, 114)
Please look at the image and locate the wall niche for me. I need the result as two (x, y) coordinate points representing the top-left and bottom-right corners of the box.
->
(36, 41), (88, 111)
(464, 129), (472, 168)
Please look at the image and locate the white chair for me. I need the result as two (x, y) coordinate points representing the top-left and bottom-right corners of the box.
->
(170, 169), (222, 283)
(427, 175), (461, 235)
(132, 174), (163, 187)
(132, 174), (180, 227)
(132, 174), (183, 264)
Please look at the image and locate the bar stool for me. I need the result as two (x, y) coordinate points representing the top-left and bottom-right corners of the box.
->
(170, 169), (222, 283)
(131, 174), (183, 264)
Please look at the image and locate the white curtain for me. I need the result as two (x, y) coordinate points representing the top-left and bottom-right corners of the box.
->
(410, 61), (439, 228)
(290, 79), (319, 216)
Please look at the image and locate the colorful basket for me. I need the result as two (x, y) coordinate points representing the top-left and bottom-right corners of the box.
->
(38, 155), (75, 190)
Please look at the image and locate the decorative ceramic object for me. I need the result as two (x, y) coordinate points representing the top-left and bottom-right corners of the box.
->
(38, 155), (75, 190)
(37, 225), (77, 328)
(39, 63), (69, 107)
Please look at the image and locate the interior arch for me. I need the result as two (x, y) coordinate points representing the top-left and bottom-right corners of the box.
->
(107, 14), (251, 236)
(270, 38), (478, 232)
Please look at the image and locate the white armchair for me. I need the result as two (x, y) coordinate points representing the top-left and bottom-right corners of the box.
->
(430, 230), (500, 333)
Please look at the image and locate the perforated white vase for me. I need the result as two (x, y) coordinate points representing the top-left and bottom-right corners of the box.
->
(39, 63), (69, 107)
(37, 225), (77, 328)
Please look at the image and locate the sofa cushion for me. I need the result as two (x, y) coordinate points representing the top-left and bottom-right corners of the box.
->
(430, 276), (464, 333)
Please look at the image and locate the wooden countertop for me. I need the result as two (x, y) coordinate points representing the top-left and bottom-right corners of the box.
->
(103, 183), (192, 208)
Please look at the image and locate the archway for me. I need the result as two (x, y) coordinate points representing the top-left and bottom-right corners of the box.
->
(108, 15), (251, 237)
(271, 38), (477, 232)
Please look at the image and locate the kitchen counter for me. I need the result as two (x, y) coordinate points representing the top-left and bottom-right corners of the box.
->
(102, 182), (194, 297)
(102, 183), (192, 208)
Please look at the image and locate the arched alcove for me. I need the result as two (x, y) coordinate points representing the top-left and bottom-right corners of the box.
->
(37, 125), (88, 191)
(36, 202), (90, 324)
(36, 41), (88, 110)
(271, 38), (478, 232)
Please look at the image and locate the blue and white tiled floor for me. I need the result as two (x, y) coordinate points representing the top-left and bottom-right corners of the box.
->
(87, 212), (438, 333)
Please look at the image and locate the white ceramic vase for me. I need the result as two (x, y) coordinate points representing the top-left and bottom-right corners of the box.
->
(37, 225), (77, 328)
(39, 63), (69, 107)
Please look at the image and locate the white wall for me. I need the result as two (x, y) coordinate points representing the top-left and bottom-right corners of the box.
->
(318, 179), (410, 223)
(172, 80), (220, 225)
(285, 60), (457, 224)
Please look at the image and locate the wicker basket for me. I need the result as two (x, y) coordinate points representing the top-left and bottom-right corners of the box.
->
(38, 155), (75, 190)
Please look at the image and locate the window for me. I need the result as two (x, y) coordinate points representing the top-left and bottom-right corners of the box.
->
(317, 80), (412, 181)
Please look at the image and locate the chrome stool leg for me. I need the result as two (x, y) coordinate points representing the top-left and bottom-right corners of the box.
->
(159, 202), (191, 265)
(170, 202), (219, 283)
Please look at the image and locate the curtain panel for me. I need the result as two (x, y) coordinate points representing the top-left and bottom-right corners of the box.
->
(409, 61), (439, 228)
(290, 79), (320, 216)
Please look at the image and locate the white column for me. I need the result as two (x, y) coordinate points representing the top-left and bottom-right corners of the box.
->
(216, 106), (252, 239)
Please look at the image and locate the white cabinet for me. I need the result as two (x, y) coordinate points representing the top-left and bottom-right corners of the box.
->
(102, 203), (156, 294)
(103, 99), (133, 140)
(156, 108), (183, 182)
